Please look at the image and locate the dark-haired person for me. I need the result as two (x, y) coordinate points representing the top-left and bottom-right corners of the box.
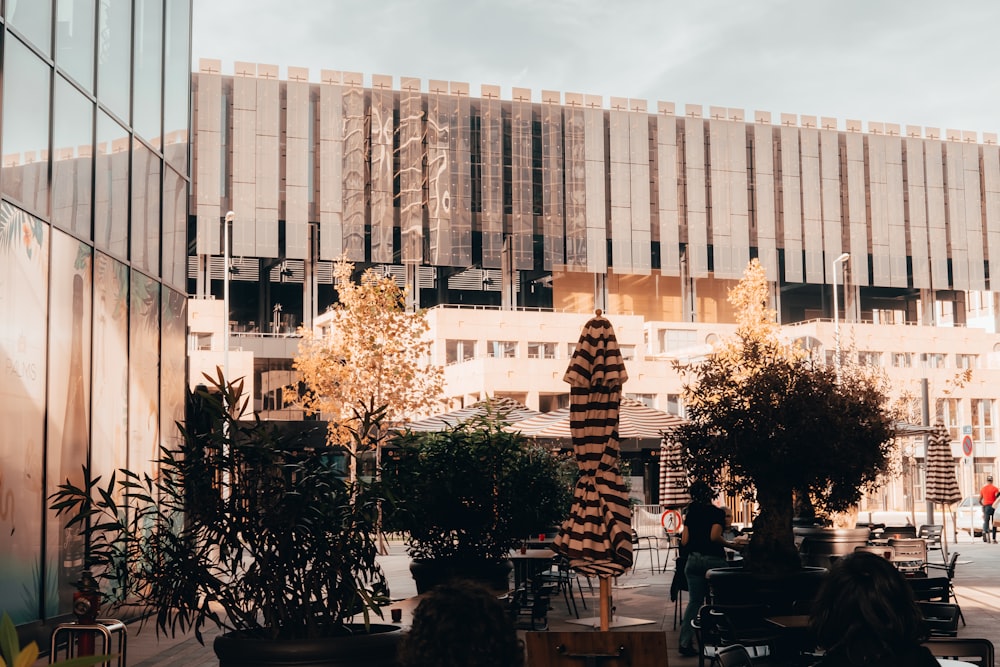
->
(398, 580), (524, 667)
(809, 550), (936, 666)
(677, 480), (731, 658)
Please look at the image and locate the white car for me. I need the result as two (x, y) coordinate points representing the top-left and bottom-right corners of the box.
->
(955, 495), (986, 536)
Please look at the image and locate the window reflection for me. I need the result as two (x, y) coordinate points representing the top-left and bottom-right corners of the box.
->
(163, 0), (191, 172)
(1, 37), (51, 216)
(133, 0), (163, 145)
(6, 0), (52, 55)
(53, 76), (94, 239)
(95, 111), (129, 257)
(56, 0), (96, 91)
(97, 0), (132, 122)
(131, 141), (160, 275)
(161, 167), (188, 290)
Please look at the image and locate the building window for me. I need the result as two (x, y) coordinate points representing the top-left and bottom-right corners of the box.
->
(956, 353), (979, 370)
(891, 352), (912, 368)
(488, 340), (517, 358)
(527, 342), (556, 359)
(921, 353), (947, 369)
(627, 393), (655, 408)
(659, 328), (697, 353)
(567, 342), (577, 357)
(972, 398), (995, 443)
(936, 398), (962, 441)
(857, 350), (882, 366)
(446, 339), (476, 364)
(620, 345), (636, 361)
(666, 394), (685, 418)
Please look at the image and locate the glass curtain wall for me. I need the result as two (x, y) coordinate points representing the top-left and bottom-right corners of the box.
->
(0, 0), (192, 633)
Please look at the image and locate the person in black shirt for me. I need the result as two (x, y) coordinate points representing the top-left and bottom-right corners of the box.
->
(677, 480), (731, 657)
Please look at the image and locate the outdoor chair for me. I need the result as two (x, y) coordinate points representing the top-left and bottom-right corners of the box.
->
(714, 643), (756, 667)
(630, 529), (660, 574)
(918, 524), (944, 558)
(536, 556), (587, 618)
(908, 576), (951, 603)
(887, 537), (927, 576)
(692, 604), (779, 667)
(926, 551), (965, 625)
(917, 601), (961, 637)
(881, 525), (918, 539)
(854, 544), (895, 559)
(924, 638), (995, 667)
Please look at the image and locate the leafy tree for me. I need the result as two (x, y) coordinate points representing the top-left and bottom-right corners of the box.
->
(669, 259), (897, 573)
(293, 260), (444, 468)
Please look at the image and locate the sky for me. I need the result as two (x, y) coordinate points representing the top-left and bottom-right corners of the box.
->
(192, 0), (1000, 136)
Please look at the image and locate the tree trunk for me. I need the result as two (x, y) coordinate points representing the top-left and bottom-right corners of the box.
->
(745, 485), (801, 573)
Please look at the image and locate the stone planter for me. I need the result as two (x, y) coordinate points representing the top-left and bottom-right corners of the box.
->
(794, 526), (872, 569)
(409, 558), (513, 594)
(214, 625), (402, 667)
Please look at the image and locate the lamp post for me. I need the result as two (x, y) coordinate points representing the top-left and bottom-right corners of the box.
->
(223, 211), (234, 383)
(832, 252), (850, 380)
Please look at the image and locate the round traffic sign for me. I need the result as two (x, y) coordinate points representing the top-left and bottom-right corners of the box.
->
(661, 509), (682, 534)
(962, 434), (974, 456)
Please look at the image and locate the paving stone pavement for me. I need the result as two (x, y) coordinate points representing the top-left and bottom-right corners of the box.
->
(36, 533), (1000, 666)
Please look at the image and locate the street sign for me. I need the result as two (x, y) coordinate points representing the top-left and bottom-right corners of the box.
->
(962, 434), (974, 456)
(963, 425), (973, 435)
(661, 509), (682, 534)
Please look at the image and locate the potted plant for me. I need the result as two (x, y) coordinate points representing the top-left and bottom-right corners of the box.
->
(381, 407), (574, 593)
(50, 373), (400, 667)
(668, 260), (897, 604)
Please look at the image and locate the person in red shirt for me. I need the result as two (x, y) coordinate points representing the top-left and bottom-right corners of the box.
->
(979, 475), (999, 543)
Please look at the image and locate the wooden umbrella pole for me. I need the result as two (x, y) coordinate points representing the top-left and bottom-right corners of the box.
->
(599, 576), (612, 630)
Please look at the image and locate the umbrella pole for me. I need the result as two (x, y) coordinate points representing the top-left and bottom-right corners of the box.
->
(599, 576), (612, 631)
(940, 503), (949, 560)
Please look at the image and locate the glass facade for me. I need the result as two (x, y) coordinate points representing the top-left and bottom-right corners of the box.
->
(0, 1), (192, 634)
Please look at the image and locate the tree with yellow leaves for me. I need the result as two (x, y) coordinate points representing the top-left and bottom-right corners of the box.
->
(293, 260), (444, 465)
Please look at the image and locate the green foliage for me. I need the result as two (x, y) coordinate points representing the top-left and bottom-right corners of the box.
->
(0, 612), (110, 667)
(382, 410), (574, 563)
(49, 371), (390, 643)
(669, 260), (897, 572)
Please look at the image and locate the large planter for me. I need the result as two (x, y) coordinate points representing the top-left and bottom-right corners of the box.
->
(214, 625), (402, 667)
(409, 558), (513, 594)
(794, 526), (872, 569)
(706, 566), (827, 614)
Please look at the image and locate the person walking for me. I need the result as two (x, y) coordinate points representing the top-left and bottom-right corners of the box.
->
(979, 474), (999, 543)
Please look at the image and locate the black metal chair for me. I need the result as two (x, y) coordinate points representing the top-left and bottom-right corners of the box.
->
(714, 643), (756, 667)
(692, 604), (780, 667)
(924, 638), (995, 666)
(926, 551), (965, 626)
(918, 601), (961, 637)
(881, 525), (918, 539)
(630, 529), (660, 574)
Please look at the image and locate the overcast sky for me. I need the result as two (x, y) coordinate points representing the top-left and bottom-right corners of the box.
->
(192, 0), (1000, 136)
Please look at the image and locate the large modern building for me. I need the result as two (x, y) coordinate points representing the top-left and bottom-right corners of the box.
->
(0, 0), (192, 641)
(188, 59), (1000, 509)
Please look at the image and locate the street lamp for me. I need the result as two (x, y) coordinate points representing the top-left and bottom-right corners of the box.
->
(832, 252), (850, 380)
(223, 211), (234, 384)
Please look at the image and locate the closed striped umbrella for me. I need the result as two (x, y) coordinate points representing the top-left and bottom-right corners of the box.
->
(554, 311), (633, 592)
(925, 421), (961, 557)
(659, 438), (691, 509)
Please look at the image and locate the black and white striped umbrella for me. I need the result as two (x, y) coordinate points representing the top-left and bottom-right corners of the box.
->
(554, 311), (633, 581)
(925, 421), (961, 557)
(659, 438), (691, 509)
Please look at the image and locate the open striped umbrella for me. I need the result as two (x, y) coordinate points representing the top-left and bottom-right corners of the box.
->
(659, 438), (691, 509)
(553, 311), (632, 629)
(925, 421), (962, 556)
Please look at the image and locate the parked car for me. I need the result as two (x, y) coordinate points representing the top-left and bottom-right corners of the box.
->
(955, 495), (985, 536)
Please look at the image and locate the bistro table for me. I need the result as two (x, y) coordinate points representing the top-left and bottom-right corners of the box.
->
(507, 548), (558, 630)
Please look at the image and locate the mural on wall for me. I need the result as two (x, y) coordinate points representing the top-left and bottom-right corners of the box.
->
(161, 288), (187, 452)
(45, 231), (92, 615)
(128, 271), (160, 476)
(0, 201), (48, 623)
(91, 253), (129, 484)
